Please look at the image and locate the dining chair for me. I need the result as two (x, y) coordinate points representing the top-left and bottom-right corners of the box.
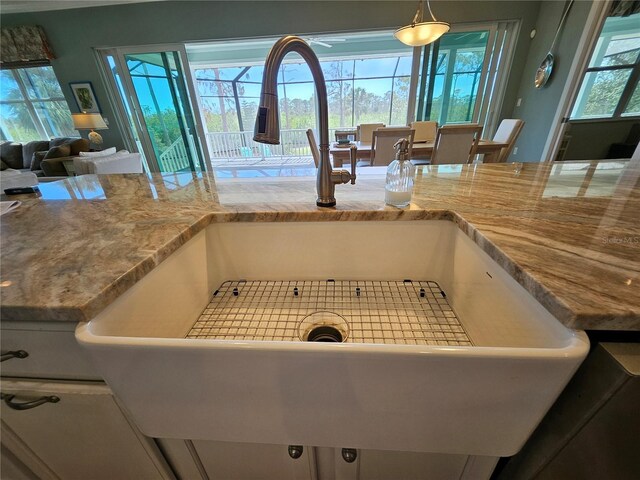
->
(366, 127), (414, 167)
(490, 119), (525, 163)
(410, 121), (438, 143)
(306, 129), (320, 168)
(357, 123), (385, 144)
(430, 124), (483, 165)
(334, 129), (356, 142)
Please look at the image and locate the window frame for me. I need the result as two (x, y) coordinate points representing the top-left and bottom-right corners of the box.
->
(0, 66), (76, 141)
(570, 13), (640, 121)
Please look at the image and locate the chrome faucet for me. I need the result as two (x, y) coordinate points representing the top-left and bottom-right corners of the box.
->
(253, 35), (357, 207)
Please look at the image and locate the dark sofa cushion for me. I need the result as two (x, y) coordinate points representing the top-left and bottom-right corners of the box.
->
(41, 156), (74, 176)
(67, 138), (90, 155)
(31, 151), (47, 171)
(0, 142), (24, 169)
(1, 159), (8, 171)
(43, 144), (71, 160)
(49, 137), (76, 148)
(23, 140), (50, 169)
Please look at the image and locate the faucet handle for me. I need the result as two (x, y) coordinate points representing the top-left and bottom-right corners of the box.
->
(349, 145), (357, 185)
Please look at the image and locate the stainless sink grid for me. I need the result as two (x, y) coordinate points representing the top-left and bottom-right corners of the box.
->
(186, 280), (472, 346)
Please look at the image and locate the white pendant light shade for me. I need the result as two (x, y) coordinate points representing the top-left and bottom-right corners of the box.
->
(394, 0), (450, 47)
(394, 22), (450, 47)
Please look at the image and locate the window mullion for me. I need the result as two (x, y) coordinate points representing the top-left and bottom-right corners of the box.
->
(613, 62), (640, 117)
(13, 70), (49, 138)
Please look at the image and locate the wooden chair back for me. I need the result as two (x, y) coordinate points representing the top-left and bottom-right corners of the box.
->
(370, 127), (415, 166)
(410, 121), (438, 143)
(431, 124), (483, 165)
(334, 129), (356, 142)
(357, 123), (385, 144)
(492, 119), (525, 163)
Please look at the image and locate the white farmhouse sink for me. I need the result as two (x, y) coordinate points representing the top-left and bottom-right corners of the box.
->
(76, 221), (588, 456)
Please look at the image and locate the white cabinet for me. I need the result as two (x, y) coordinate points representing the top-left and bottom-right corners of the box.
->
(159, 439), (316, 480)
(159, 440), (498, 480)
(1, 379), (174, 480)
(1, 323), (174, 480)
(315, 447), (498, 480)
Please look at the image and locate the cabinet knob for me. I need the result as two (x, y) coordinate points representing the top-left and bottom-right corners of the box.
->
(0, 350), (29, 362)
(1, 393), (60, 410)
(287, 445), (303, 459)
(341, 448), (358, 463)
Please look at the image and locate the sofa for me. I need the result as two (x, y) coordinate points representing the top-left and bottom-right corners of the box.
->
(0, 137), (90, 177)
(73, 149), (143, 175)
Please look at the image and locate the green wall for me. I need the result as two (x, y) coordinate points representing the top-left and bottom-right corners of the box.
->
(509, 0), (594, 162)
(2, 1), (541, 152)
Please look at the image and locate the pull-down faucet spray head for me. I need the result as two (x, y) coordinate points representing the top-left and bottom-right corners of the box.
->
(253, 95), (280, 145)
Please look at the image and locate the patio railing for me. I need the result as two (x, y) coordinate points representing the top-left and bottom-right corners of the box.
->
(158, 138), (191, 172)
(205, 128), (343, 160)
(157, 128), (348, 171)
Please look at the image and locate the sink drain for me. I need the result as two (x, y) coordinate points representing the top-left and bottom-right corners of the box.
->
(298, 311), (349, 343)
(307, 325), (343, 342)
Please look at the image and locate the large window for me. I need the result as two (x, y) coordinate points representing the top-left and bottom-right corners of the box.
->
(194, 55), (413, 135)
(185, 26), (513, 166)
(571, 12), (640, 120)
(0, 66), (77, 142)
(188, 32), (416, 162)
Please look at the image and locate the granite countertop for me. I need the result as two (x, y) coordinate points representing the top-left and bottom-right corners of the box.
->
(1, 159), (638, 331)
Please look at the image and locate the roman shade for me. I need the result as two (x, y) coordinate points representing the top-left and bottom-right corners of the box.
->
(0, 25), (55, 69)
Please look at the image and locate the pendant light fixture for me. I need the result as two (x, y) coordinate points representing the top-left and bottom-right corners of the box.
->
(394, 0), (450, 47)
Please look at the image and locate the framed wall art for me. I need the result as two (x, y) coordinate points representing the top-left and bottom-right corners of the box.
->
(69, 81), (101, 113)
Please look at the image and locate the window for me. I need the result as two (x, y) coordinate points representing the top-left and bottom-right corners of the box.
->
(0, 66), (77, 142)
(185, 25), (514, 167)
(190, 32), (415, 135)
(571, 13), (640, 120)
(188, 32), (416, 162)
(418, 31), (489, 125)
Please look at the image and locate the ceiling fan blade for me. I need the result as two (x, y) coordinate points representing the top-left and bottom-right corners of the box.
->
(312, 40), (333, 48)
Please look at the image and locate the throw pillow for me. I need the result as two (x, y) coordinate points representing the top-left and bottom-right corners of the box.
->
(0, 159), (8, 171)
(68, 138), (90, 155)
(31, 151), (47, 171)
(22, 140), (50, 169)
(79, 147), (117, 157)
(43, 144), (72, 160)
(49, 137), (73, 148)
(0, 142), (24, 169)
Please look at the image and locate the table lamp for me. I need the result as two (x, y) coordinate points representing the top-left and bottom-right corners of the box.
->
(72, 113), (108, 150)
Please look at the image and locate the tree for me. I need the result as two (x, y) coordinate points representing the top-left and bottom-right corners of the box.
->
(325, 61), (352, 127)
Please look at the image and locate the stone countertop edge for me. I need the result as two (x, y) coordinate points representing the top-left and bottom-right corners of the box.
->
(0, 207), (601, 329)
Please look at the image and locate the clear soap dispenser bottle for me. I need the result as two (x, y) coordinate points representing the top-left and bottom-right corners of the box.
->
(385, 138), (415, 207)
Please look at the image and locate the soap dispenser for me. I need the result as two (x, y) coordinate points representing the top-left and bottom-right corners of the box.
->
(385, 138), (415, 207)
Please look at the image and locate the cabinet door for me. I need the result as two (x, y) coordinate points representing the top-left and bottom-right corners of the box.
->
(0, 379), (174, 480)
(190, 440), (316, 480)
(315, 447), (494, 480)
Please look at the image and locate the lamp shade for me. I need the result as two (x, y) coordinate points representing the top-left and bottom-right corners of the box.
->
(72, 113), (107, 130)
(394, 21), (450, 47)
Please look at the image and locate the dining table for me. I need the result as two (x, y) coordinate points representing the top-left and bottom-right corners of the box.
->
(329, 139), (510, 167)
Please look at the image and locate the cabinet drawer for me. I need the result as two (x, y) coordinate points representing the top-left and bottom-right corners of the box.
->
(1, 379), (174, 480)
(1, 323), (100, 380)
